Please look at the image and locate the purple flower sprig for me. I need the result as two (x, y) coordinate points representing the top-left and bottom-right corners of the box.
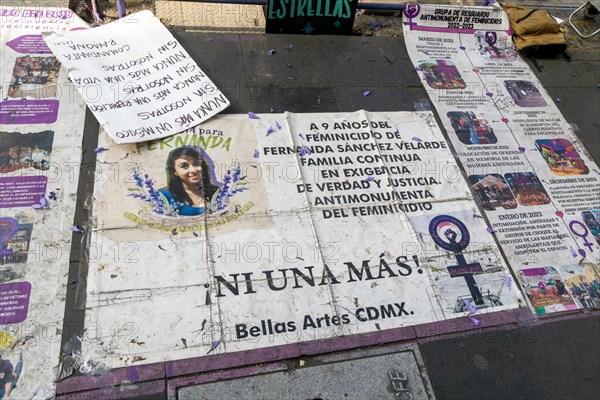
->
(128, 169), (180, 216)
(207, 162), (248, 213)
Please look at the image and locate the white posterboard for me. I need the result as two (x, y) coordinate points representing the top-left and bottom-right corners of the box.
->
(44, 10), (230, 144)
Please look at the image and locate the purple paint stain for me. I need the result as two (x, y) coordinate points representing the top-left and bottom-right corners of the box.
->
(411, 136), (422, 142)
(70, 225), (84, 233)
(267, 49), (276, 55)
(247, 112), (259, 119)
(486, 226), (495, 233)
(469, 316), (482, 326)
(266, 126), (275, 136)
(128, 366), (139, 382)
(363, 90), (371, 97)
(486, 92), (494, 97)
(459, 46), (466, 50)
(570, 247), (578, 257)
(253, 150), (260, 158)
(578, 248), (587, 258)
(361, 176), (374, 182)
(518, 147), (526, 153)
(504, 275), (512, 289)
(298, 146), (312, 157)
(94, 147), (109, 153)
(275, 121), (282, 130)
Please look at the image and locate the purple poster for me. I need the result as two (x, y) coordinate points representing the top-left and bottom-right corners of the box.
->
(0, 100), (59, 124)
(0, 281), (31, 324)
(0, 176), (48, 208)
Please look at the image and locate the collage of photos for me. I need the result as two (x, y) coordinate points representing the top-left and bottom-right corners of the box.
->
(504, 172), (551, 206)
(581, 210), (600, 246)
(556, 264), (600, 309)
(475, 30), (517, 62)
(535, 138), (590, 176)
(0, 215), (32, 283)
(504, 80), (547, 107)
(469, 174), (518, 211)
(447, 111), (498, 145)
(417, 59), (467, 90)
(7, 56), (61, 99)
(427, 251), (509, 314)
(410, 212), (514, 315)
(0, 131), (54, 173)
(518, 267), (578, 314)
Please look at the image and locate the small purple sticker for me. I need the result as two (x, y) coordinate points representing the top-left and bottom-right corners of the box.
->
(0, 281), (32, 324)
(403, 3), (421, 19)
(0, 100), (59, 124)
(6, 35), (52, 54)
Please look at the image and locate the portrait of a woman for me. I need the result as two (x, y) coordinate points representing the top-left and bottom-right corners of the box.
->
(160, 147), (219, 216)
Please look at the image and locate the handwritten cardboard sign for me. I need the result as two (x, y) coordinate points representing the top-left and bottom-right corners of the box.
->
(44, 11), (230, 144)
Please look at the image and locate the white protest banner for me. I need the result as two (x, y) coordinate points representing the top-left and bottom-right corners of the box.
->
(403, 4), (600, 315)
(43, 10), (230, 144)
(79, 111), (522, 369)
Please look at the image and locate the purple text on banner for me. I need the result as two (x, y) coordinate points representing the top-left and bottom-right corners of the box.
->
(0, 176), (47, 208)
(0, 281), (32, 324)
(0, 100), (59, 124)
(5, 35), (52, 54)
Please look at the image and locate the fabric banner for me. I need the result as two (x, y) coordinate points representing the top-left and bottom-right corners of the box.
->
(82, 110), (521, 369)
(403, 3), (600, 315)
(0, 6), (88, 399)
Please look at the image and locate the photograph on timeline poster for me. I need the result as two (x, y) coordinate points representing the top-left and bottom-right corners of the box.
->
(403, 3), (600, 314)
(80, 111), (522, 371)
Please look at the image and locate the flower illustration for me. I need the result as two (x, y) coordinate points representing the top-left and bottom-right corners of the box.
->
(128, 168), (180, 216)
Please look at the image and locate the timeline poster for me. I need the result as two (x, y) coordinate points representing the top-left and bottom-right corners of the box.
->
(81, 111), (521, 370)
(0, 6), (88, 399)
(403, 4), (600, 314)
